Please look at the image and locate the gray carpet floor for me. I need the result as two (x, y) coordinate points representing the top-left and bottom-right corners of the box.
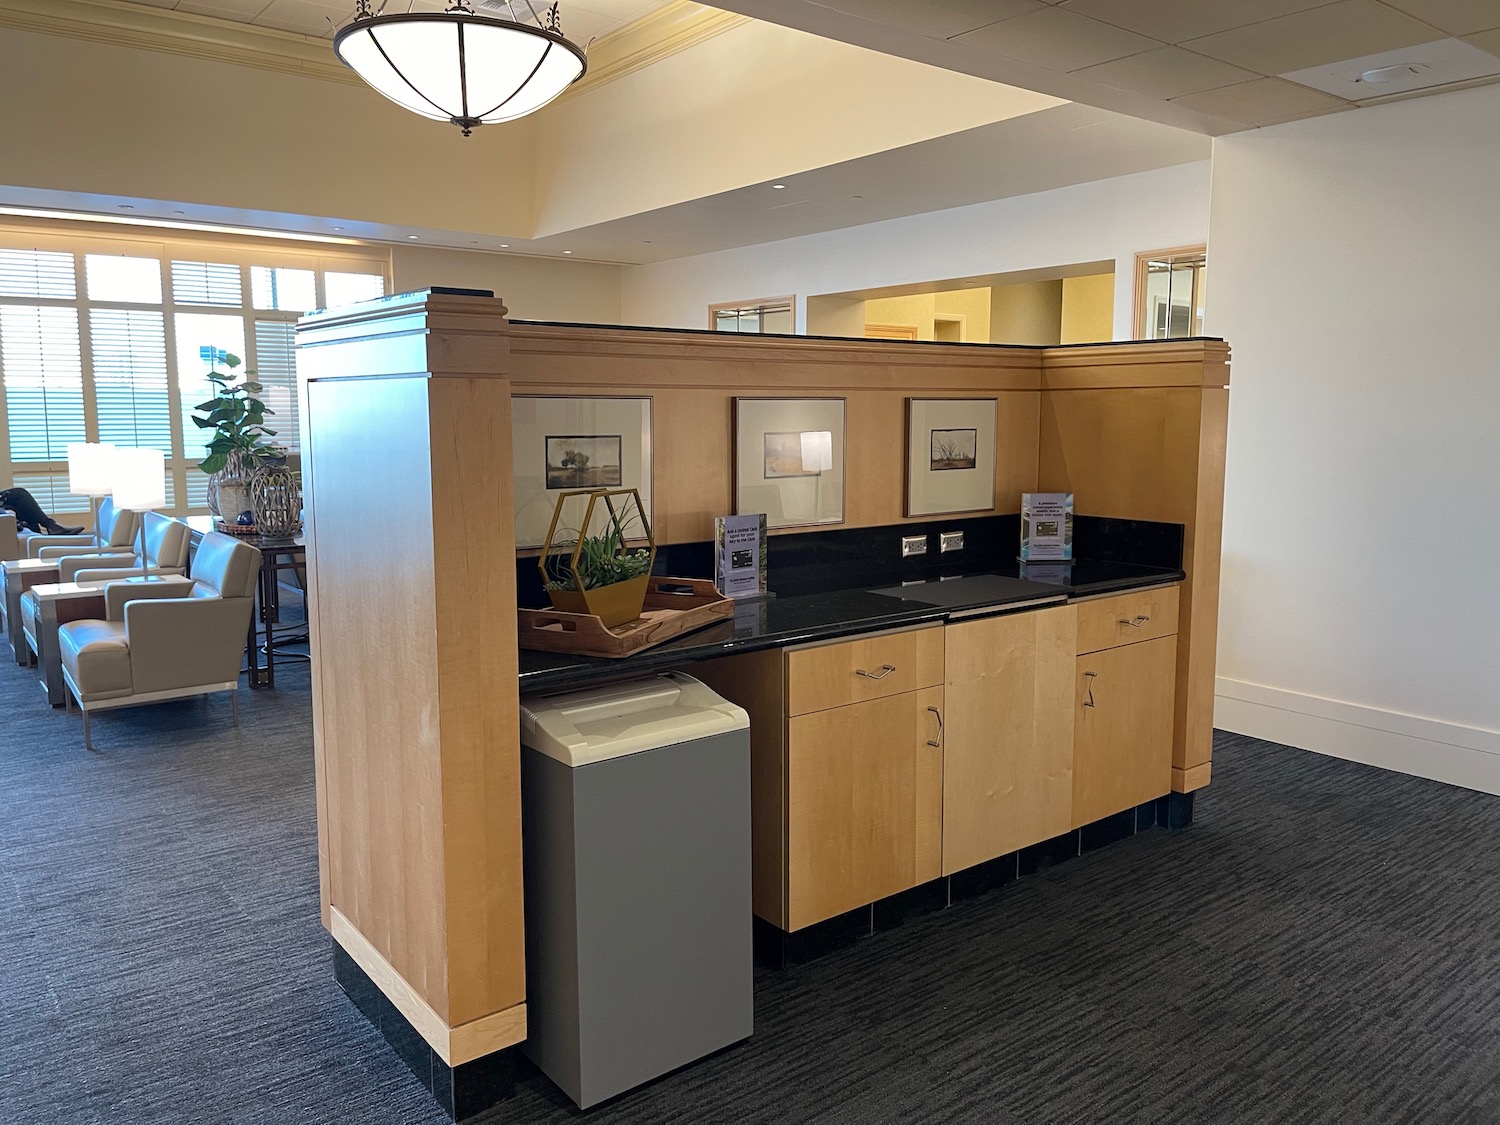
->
(3, 621), (1500, 1124)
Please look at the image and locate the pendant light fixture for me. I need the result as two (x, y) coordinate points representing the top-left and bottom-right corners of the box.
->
(334, 1), (587, 136)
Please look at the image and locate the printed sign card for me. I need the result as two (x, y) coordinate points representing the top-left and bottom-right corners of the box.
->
(1020, 493), (1074, 561)
(716, 513), (768, 599)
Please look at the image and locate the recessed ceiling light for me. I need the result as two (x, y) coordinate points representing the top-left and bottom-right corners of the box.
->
(332, 226), (344, 231)
(172, 210), (185, 216)
(643, 240), (652, 244)
(118, 204), (134, 210)
(772, 184), (786, 190)
(500, 243), (509, 248)
(851, 194), (863, 200)
(563, 250), (572, 254)
(407, 234), (420, 240)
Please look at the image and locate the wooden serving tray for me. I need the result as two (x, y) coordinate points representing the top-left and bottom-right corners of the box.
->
(518, 576), (734, 658)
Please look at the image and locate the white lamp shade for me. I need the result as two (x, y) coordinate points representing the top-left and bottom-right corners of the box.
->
(334, 11), (586, 132)
(67, 442), (118, 496)
(800, 430), (834, 473)
(112, 447), (167, 512)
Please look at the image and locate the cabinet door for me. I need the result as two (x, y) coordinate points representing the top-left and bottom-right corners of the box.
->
(786, 687), (943, 930)
(1073, 636), (1176, 826)
(943, 606), (1077, 875)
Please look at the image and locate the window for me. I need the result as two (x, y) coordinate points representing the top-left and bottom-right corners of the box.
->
(1134, 247), (1206, 340)
(0, 225), (388, 514)
(709, 296), (795, 335)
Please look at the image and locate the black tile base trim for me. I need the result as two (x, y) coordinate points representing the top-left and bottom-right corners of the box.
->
(753, 907), (872, 970)
(333, 942), (516, 1120)
(757, 790), (1200, 968)
(874, 878), (948, 931)
(1018, 829), (1082, 877)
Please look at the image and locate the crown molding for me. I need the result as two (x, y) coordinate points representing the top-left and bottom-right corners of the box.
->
(0, 0), (748, 95)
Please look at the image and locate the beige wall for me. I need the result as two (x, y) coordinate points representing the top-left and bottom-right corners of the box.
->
(0, 27), (536, 237)
(934, 288), (991, 342)
(1060, 273), (1115, 344)
(531, 19), (1064, 236)
(805, 296), (866, 338)
(863, 293), (936, 339)
(391, 246), (622, 323)
(990, 280), (1063, 345)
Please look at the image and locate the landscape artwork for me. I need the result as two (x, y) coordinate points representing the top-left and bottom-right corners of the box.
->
(929, 427), (978, 471)
(763, 431), (816, 479)
(545, 434), (623, 489)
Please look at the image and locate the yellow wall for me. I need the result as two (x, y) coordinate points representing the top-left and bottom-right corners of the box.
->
(0, 27), (536, 237)
(391, 246), (622, 323)
(1060, 273), (1115, 344)
(934, 288), (991, 342)
(805, 296), (866, 338)
(990, 280), (1063, 344)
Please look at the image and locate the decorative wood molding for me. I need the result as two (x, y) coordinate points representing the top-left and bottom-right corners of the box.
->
(1172, 762), (1212, 792)
(0, 0), (747, 96)
(331, 910), (528, 1065)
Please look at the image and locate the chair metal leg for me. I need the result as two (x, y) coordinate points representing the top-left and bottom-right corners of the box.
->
(82, 708), (93, 752)
(231, 687), (239, 726)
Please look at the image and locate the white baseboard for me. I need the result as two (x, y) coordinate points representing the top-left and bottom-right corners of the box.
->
(1214, 677), (1500, 796)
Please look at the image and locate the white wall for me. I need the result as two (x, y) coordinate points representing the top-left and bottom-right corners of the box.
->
(1208, 86), (1500, 791)
(620, 162), (1210, 339)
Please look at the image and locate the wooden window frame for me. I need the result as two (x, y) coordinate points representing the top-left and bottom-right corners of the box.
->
(1133, 245), (1206, 341)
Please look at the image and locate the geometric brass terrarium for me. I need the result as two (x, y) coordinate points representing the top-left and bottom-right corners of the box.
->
(538, 488), (656, 627)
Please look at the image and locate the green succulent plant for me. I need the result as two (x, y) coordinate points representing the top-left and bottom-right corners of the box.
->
(543, 515), (652, 592)
(190, 352), (279, 475)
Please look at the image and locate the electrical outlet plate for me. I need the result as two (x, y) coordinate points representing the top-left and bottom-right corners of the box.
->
(940, 530), (964, 553)
(901, 534), (927, 558)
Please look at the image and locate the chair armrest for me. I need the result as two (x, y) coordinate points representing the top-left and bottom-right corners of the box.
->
(72, 564), (183, 585)
(59, 553), (137, 581)
(27, 534), (97, 558)
(0, 512), (17, 562)
(104, 578), (197, 621)
(123, 595), (255, 694)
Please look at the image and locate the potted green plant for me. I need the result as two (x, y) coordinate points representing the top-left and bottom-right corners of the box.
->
(190, 351), (279, 521)
(539, 489), (656, 627)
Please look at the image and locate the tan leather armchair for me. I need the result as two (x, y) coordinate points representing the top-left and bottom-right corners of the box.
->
(28, 498), (138, 560)
(0, 511), (17, 562)
(58, 532), (262, 750)
(18, 513), (192, 667)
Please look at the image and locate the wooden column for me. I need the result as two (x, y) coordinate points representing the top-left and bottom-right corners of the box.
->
(296, 291), (525, 1065)
(1037, 340), (1230, 793)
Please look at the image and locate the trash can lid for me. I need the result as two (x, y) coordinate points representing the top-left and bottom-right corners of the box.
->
(520, 671), (749, 767)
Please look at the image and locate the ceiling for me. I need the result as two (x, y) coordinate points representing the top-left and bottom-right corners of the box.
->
(117, 0), (674, 45)
(710, 0), (1500, 133)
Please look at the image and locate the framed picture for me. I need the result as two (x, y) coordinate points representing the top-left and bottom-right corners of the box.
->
(513, 396), (652, 549)
(734, 397), (845, 529)
(905, 398), (997, 517)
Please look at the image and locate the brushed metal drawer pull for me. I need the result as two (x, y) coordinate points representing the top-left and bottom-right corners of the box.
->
(1083, 671), (1097, 707)
(855, 664), (897, 680)
(927, 706), (943, 748)
(1119, 614), (1150, 628)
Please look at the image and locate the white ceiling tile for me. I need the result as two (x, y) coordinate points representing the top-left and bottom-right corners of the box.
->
(1170, 75), (1351, 123)
(1074, 45), (1260, 99)
(1280, 36), (1500, 97)
(253, 0), (350, 37)
(1057, 0), (1335, 45)
(810, 0), (1045, 40)
(1185, 0), (1443, 73)
(1380, 0), (1500, 36)
(174, 0), (274, 19)
(954, 7), (1163, 72)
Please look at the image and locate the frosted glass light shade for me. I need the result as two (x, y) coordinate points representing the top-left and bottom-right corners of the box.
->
(67, 442), (118, 497)
(334, 6), (586, 135)
(112, 448), (167, 512)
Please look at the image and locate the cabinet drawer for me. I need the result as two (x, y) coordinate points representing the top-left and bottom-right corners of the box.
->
(786, 625), (944, 716)
(1075, 585), (1179, 654)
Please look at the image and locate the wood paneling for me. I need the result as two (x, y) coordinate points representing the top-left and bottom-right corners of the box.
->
(786, 689), (942, 930)
(331, 908), (527, 1066)
(1075, 585), (1180, 655)
(429, 376), (525, 1026)
(914, 685), (944, 887)
(690, 648), (790, 928)
(943, 606), (1078, 874)
(786, 624), (944, 716)
(1073, 636), (1178, 826)
(1174, 762), (1213, 792)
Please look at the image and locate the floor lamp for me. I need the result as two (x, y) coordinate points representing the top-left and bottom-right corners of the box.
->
(66, 442), (117, 548)
(111, 448), (167, 582)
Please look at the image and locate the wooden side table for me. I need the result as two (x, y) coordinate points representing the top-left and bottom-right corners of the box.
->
(2, 557), (60, 666)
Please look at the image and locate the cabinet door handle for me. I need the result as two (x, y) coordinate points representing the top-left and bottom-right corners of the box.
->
(855, 664), (897, 680)
(927, 705), (944, 748)
(1083, 671), (1097, 708)
(1119, 614), (1150, 628)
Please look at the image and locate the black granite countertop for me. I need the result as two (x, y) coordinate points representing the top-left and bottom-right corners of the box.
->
(517, 553), (1183, 694)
